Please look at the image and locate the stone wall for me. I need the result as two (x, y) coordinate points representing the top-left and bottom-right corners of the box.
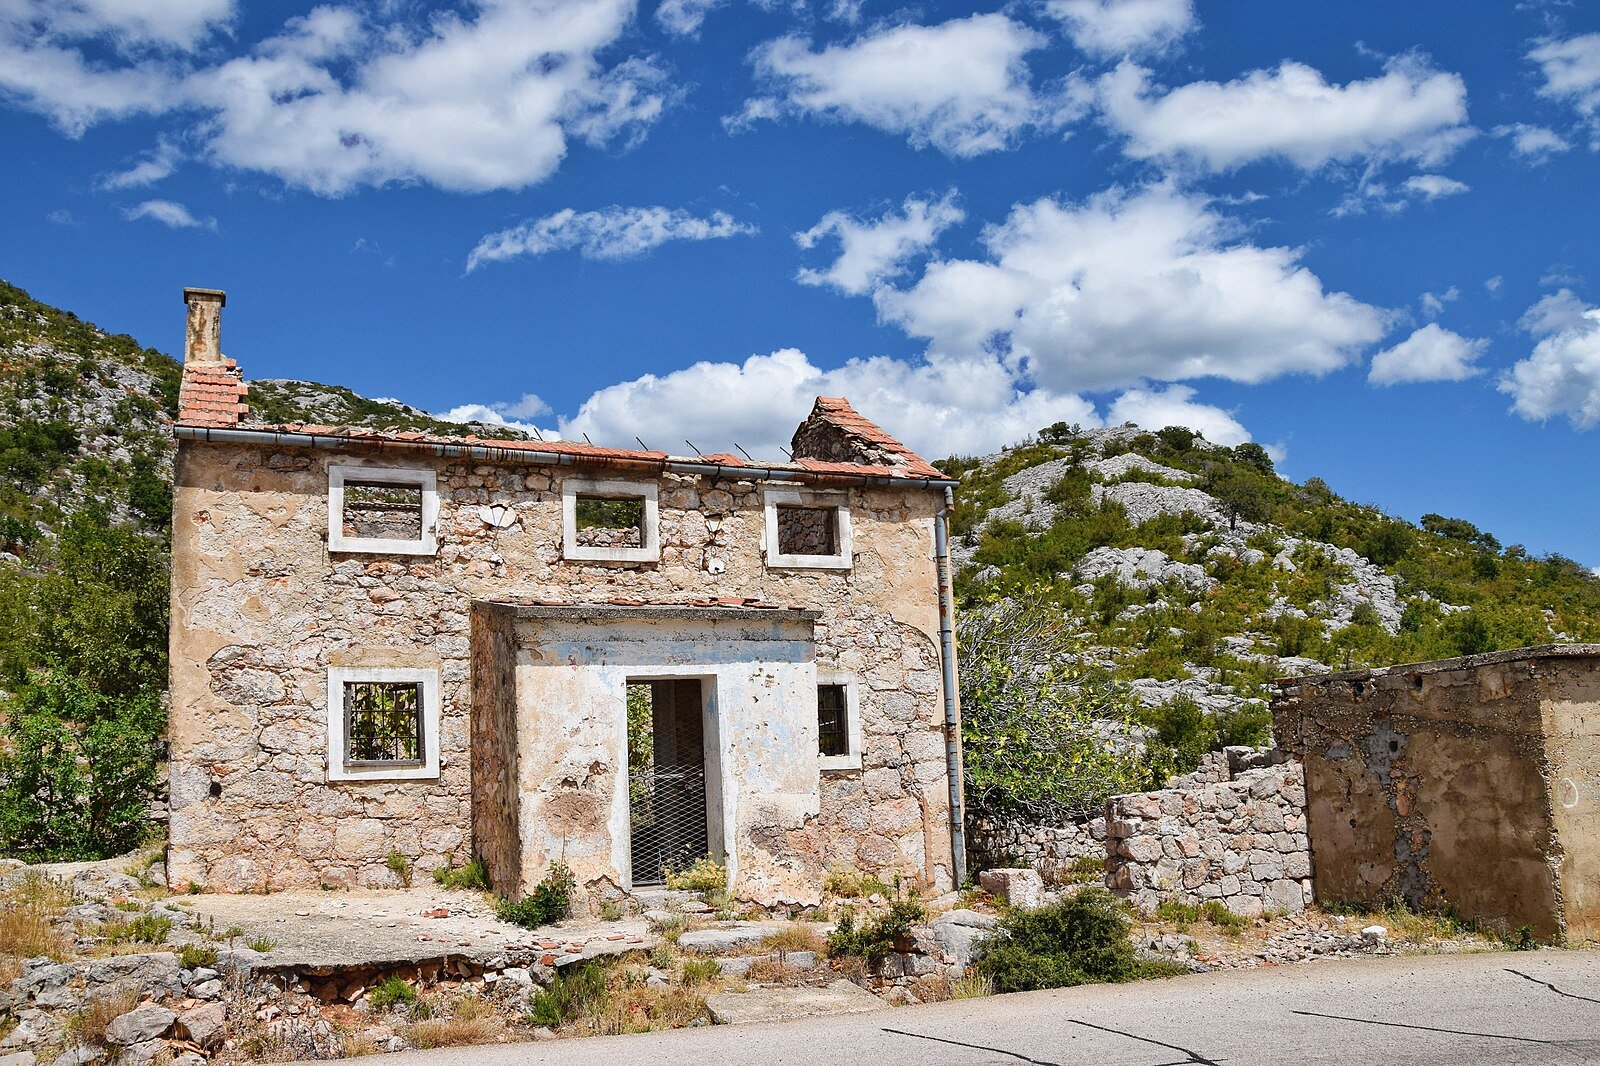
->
(167, 441), (954, 900)
(966, 813), (1106, 881)
(469, 603), (520, 894)
(1273, 646), (1600, 943)
(1105, 750), (1312, 917)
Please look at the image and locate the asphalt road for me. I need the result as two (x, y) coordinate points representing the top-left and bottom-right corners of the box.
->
(374, 949), (1600, 1066)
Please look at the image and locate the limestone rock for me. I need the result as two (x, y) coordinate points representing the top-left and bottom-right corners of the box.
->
(676, 923), (774, 954)
(104, 1006), (175, 1046)
(705, 980), (885, 1025)
(978, 868), (1043, 909)
(175, 1003), (227, 1049)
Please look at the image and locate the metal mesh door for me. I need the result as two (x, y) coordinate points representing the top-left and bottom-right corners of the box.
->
(628, 680), (710, 885)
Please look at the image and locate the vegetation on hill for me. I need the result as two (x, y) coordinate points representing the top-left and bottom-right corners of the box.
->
(0, 279), (520, 861)
(940, 421), (1600, 823)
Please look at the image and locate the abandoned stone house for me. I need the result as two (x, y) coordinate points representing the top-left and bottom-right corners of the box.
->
(165, 288), (964, 908)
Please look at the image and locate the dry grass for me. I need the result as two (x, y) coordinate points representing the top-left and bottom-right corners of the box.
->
(0, 873), (74, 977)
(399, 1014), (506, 1049)
(743, 957), (801, 983)
(908, 973), (994, 1003)
(62, 987), (141, 1049)
(677, 956), (721, 985)
(758, 923), (825, 955)
(593, 984), (709, 1035)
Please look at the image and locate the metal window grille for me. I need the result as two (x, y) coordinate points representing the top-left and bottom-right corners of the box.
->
(818, 684), (848, 757)
(344, 681), (424, 765)
(628, 681), (710, 885)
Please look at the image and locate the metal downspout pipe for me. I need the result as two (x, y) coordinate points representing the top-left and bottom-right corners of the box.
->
(934, 484), (967, 887)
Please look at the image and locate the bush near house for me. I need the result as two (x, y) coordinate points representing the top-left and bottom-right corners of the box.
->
(974, 890), (1185, 992)
(496, 863), (576, 928)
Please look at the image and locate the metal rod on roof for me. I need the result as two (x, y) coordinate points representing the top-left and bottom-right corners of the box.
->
(636, 437), (650, 451)
(582, 433), (594, 445)
(779, 447), (793, 459)
(531, 426), (545, 441)
(734, 443), (757, 463)
(685, 440), (704, 456)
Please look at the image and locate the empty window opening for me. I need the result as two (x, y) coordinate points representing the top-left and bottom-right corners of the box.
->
(818, 683), (849, 757)
(575, 495), (645, 549)
(342, 481), (425, 542)
(343, 680), (424, 766)
(627, 679), (711, 886)
(777, 505), (838, 557)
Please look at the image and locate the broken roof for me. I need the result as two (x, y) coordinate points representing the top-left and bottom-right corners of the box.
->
(176, 359), (953, 489)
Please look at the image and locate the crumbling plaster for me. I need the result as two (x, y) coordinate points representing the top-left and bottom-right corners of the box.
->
(168, 441), (954, 902)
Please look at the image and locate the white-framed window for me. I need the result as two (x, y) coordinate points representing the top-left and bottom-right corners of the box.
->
(763, 488), (852, 570)
(562, 478), (660, 563)
(816, 671), (862, 772)
(328, 465), (439, 556)
(326, 666), (441, 782)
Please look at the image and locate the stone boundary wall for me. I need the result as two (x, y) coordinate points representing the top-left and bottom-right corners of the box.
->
(966, 814), (1106, 881)
(1105, 749), (1312, 916)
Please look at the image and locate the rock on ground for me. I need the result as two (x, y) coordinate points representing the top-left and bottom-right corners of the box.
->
(705, 981), (886, 1025)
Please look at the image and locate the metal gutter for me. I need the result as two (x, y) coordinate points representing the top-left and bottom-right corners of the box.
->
(933, 484), (967, 887)
(173, 425), (960, 490)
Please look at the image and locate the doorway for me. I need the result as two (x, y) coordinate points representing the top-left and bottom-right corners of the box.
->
(626, 679), (712, 886)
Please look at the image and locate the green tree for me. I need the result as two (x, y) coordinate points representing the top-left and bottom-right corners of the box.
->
(1203, 468), (1272, 531)
(0, 674), (164, 862)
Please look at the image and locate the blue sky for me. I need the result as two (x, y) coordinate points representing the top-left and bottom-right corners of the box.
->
(2, 0), (1599, 564)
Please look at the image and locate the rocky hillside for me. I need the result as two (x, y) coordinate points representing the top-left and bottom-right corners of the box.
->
(938, 422), (1600, 735)
(0, 279), (524, 558)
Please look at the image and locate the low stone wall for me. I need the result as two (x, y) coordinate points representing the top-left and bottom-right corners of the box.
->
(1105, 749), (1312, 916)
(966, 813), (1105, 881)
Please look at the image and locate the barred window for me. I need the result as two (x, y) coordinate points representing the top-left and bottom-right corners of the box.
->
(343, 681), (424, 766)
(817, 684), (849, 757)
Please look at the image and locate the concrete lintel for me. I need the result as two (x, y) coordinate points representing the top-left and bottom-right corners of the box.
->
(1274, 642), (1600, 688)
(483, 601), (822, 623)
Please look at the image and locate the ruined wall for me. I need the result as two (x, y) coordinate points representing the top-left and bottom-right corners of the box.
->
(1273, 647), (1600, 942)
(468, 603), (520, 894)
(168, 441), (953, 898)
(1105, 751), (1311, 916)
(966, 815), (1106, 880)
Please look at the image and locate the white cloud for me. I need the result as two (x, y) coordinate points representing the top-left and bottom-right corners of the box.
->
(1104, 384), (1249, 445)
(1493, 122), (1572, 161)
(654, 0), (722, 36)
(1402, 174), (1469, 199)
(794, 191), (963, 295)
(560, 349), (1103, 459)
(873, 184), (1390, 393)
(0, 0), (671, 194)
(1529, 32), (1600, 144)
(439, 392), (553, 436)
(1420, 286), (1460, 318)
(1097, 56), (1473, 173)
(466, 206), (756, 271)
(1368, 324), (1487, 385)
(1501, 290), (1600, 429)
(99, 137), (181, 189)
(122, 198), (214, 229)
(733, 14), (1076, 157)
(6, 0), (234, 51)
(1045, 0), (1195, 58)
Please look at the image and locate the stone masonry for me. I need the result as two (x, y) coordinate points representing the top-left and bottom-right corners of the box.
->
(1105, 749), (1312, 917)
(966, 814), (1107, 882)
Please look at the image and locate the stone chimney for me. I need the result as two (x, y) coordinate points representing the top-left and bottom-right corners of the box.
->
(183, 287), (226, 364)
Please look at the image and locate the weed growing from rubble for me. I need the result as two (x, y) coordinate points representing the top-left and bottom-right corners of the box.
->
(975, 889), (1185, 992)
(495, 862), (575, 928)
(369, 975), (419, 1011)
(663, 856), (726, 893)
(179, 944), (218, 968)
(823, 865), (893, 899)
(826, 899), (926, 967)
(432, 858), (490, 891)
(61, 986), (138, 1049)
(598, 900), (624, 921)
(760, 924), (825, 956)
(246, 936), (278, 953)
(385, 851), (413, 888)
(527, 960), (609, 1028)
(677, 957), (720, 985)
(1201, 901), (1248, 934)
(97, 914), (172, 946)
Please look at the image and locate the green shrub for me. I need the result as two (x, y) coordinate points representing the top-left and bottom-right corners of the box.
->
(432, 858), (490, 891)
(1154, 900), (1201, 925)
(678, 957), (721, 985)
(246, 936), (278, 953)
(974, 890), (1178, 992)
(179, 944), (218, 969)
(370, 975), (418, 1010)
(1201, 900), (1247, 932)
(527, 960), (608, 1028)
(496, 862), (576, 928)
(100, 914), (172, 945)
(825, 899), (925, 966)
